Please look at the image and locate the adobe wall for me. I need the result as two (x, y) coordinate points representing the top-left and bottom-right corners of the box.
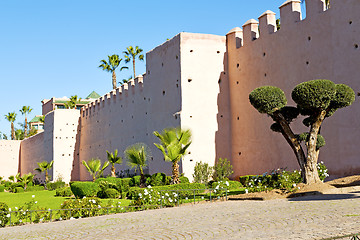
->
(0, 140), (21, 180)
(179, 33), (230, 178)
(227, 0), (360, 179)
(79, 34), (182, 180)
(78, 33), (228, 181)
(20, 132), (45, 179)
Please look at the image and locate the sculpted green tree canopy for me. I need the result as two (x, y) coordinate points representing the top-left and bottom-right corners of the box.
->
(249, 79), (355, 184)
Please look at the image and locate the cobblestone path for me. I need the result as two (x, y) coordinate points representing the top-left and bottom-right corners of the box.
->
(1, 193), (360, 240)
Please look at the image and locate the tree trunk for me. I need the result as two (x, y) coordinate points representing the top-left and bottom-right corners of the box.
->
(11, 122), (15, 140)
(44, 171), (48, 190)
(272, 112), (307, 180)
(139, 167), (146, 188)
(112, 71), (117, 89)
(24, 116), (28, 138)
(133, 59), (136, 79)
(111, 165), (116, 177)
(172, 161), (180, 184)
(304, 110), (326, 184)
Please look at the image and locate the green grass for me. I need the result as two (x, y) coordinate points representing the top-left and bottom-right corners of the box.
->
(0, 190), (131, 210)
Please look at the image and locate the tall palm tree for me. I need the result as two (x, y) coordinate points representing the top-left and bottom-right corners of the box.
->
(82, 158), (109, 182)
(106, 149), (122, 177)
(34, 160), (54, 188)
(123, 46), (144, 79)
(20, 106), (32, 138)
(64, 95), (81, 109)
(99, 54), (128, 89)
(153, 127), (192, 184)
(124, 143), (151, 187)
(4, 112), (17, 140)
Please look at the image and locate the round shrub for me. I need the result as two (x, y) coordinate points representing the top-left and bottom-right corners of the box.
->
(55, 187), (73, 197)
(292, 79), (336, 110)
(47, 181), (65, 190)
(0, 185), (5, 192)
(70, 182), (100, 198)
(179, 176), (190, 184)
(104, 188), (120, 199)
(0, 202), (9, 227)
(249, 86), (287, 114)
(150, 173), (167, 186)
(14, 187), (24, 193)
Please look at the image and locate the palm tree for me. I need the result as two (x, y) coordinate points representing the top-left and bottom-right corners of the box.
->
(20, 106), (33, 138)
(106, 149), (122, 177)
(123, 46), (144, 79)
(14, 128), (24, 140)
(64, 95), (81, 109)
(82, 158), (109, 182)
(34, 160), (54, 188)
(119, 76), (132, 86)
(124, 143), (151, 187)
(17, 173), (35, 190)
(153, 127), (192, 184)
(5, 112), (17, 140)
(99, 54), (128, 89)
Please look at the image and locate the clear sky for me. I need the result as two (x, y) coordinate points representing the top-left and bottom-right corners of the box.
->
(0, 0), (300, 137)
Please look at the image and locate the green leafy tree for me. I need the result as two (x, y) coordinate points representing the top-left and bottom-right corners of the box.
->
(213, 158), (234, 182)
(193, 161), (213, 184)
(249, 79), (355, 184)
(153, 127), (192, 184)
(14, 128), (24, 140)
(64, 95), (81, 109)
(124, 143), (151, 187)
(4, 112), (17, 140)
(99, 54), (128, 89)
(106, 149), (122, 177)
(123, 46), (144, 79)
(82, 158), (109, 182)
(20, 106), (33, 138)
(34, 160), (54, 188)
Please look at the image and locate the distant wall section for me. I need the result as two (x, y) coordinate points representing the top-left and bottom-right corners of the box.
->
(0, 140), (21, 179)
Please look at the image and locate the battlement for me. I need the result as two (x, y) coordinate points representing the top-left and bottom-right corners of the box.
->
(81, 75), (145, 117)
(227, 0), (327, 47)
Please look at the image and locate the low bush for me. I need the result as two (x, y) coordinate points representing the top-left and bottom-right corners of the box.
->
(47, 181), (65, 190)
(179, 176), (190, 184)
(149, 173), (168, 186)
(130, 175), (151, 187)
(14, 187), (24, 193)
(55, 187), (73, 197)
(211, 180), (242, 190)
(70, 182), (100, 198)
(104, 188), (120, 199)
(0, 202), (9, 227)
(25, 186), (45, 192)
(10, 182), (24, 192)
(193, 161), (213, 184)
(0, 185), (5, 192)
(213, 158), (234, 182)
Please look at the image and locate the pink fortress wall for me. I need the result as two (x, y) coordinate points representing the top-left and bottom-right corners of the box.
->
(227, 0), (360, 179)
(0, 140), (21, 179)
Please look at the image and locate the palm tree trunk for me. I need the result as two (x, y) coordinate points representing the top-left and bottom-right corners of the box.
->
(111, 165), (116, 177)
(24, 116), (28, 138)
(139, 167), (145, 188)
(112, 71), (117, 89)
(172, 161), (180, 184)
(11, 122), (15, 140)
(133, 58), (136, 79)
(44, 171), (48, 190)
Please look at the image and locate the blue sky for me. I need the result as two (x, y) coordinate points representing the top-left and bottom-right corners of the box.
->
(0, 0), (296, 137)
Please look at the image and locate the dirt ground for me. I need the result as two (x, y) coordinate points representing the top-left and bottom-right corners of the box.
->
(229, 175), (360, 200)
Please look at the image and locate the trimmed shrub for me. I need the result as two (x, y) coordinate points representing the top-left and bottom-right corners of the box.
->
(149, 173), (168, 186)
(104, 188), (120, 199)
(193, 161), (213, 184)
(249, 86), (287, 114)
(211, 180), (243, 190)
(70, 182), (100, 198)
(0, 185), (5, 192)
(55, 187), (73, 197)
(47, 181), (65, 190)
(213, 158), (234, 182)
(14, 187), (24, 193)
(25, 186), (45, 192)
(179, 176), (190, 184)
(0, 202), (9, 227)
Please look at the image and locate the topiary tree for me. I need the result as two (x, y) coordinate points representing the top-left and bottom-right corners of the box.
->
(249, 80), (355, 184)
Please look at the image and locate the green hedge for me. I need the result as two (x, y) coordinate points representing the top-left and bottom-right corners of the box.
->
(14, 187), (24, 193)
(70, 182), (100, 198)
(104, 188), (120, 199)
(47, 181), (66, 190)
(0, 185), (5, 192)
(179, 176), (190, 184)
(55, 187), (73, 197)
(0, 202), (9, 227)
(25, 186), (45, 192)
(211, 180), (243, 190)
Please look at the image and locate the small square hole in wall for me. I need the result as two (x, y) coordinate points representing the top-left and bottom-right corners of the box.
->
(190, 159), (193, 162)
(176, 84), (179, 88)
(238, 152), (242, 156)
(236, 81), (239, 84)
(132, 116), (134, 119)
(62, 154), (65, 156)
(190, 116), (192, 118)
(162, 91), (166, 96)
(308, 36), (311, 41)
(263, 52), (266, 57)
(175, 115), (178, 119)
(218, 79), (221, 84)
(162, 63), (164, 67)
(237, 63), (239, 68)
(188, 79), (192, 83)
(145, 112), (147, 115)
(349, 21), (353, 25)
(357, 92), (360, 96)
(69, 154), (71, 156)
(217, 51), (220, 54)
(176, 55), (178, 59)
(237, 117), (239, 120)
(148, 70), (150, 74)
(190, 50), (193, 52)
(144, 97), (146, 100)
(354, 44), (359, 49)
(264, 73), (267, 77)
(220, 115), (223, 118)
(306, 61), (309, 65)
